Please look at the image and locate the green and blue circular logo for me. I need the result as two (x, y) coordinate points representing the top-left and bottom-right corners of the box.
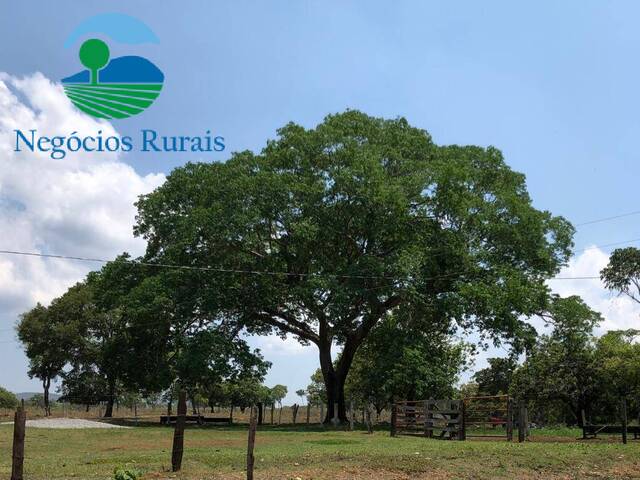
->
(61, 13), (164, 120)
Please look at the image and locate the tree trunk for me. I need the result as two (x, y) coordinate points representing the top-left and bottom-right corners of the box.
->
(42, 377), (51, 417)
(319, 335), (360, 424)
(190, 392), (197, 415)
(167, 393), (173, 416)
(104, 378), (115, 418)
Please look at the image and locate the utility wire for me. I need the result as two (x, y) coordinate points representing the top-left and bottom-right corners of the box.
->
(575, 210), (640, 227)
(0, 248), (604, 281)
(1, 207), (636, 268)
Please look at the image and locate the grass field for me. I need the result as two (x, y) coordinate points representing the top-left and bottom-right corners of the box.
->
(1, 423), (639, 479)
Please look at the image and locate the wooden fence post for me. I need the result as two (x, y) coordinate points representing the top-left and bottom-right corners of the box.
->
(171, 390), (187, 472)
(247, 405), (257, 480)
(425, 400), (433, 438)
(11, 400), (26, 480)
(459, 400), (466, 441)
(621, 398), (628, 445)
(349, 398), (354, 431)
(518, 401), (526, 443)
(506, 398), (514, 442)
(390, 403), (397, 437)
(422, 400), (429, 437)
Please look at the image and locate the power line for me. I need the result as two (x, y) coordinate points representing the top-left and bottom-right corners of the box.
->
(1, 207), (638, 271)
(574, 237), (640, 254)
(0, 250), (398, 280)
(575, 210), (640, 227)
(0, 248), (606, 282)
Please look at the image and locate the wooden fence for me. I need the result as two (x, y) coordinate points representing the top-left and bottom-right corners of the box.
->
(391, 395), (529, 442)
(391, 399), (464, 440)
(463, 395), (513, 440)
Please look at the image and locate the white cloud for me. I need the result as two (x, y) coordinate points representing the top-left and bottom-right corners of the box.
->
(251, 333), (311, 356)
(0, 72), (165, 319)
(462, 247), (640, 381)
(549, 246), (640, 333)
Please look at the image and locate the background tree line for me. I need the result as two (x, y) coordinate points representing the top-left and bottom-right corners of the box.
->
(13, 111), (640, 425)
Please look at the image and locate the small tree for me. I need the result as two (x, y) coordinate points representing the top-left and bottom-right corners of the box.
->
(593, 330), (640, 416)
(511, 295), (602, 425)
(0, 387), (18, 410)
(29, 393), (47, 410)
(345, 314), (470, 413)
(473, 357), (518, 396)
(271, 385), (288, 408)
(59, 367), (107, 412)
(17, 291), (84, 416)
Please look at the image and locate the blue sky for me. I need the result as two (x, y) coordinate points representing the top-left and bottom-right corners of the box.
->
(1, 1), (639, 403)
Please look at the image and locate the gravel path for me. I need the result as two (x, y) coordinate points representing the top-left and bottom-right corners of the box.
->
(1, 418), (130, 429)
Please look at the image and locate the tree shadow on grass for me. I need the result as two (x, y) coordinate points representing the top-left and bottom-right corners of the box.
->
(105, 417), (391, 434)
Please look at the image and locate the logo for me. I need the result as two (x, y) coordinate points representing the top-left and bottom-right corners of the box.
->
(13, 12), (225, 158)
(61, 14), (164, 120)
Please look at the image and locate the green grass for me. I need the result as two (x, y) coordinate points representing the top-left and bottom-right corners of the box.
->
(0, 424), (638, 479)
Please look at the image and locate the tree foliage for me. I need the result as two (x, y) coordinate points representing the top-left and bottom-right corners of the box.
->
(134, 110), (573, 421)
(601, 247), (640, 304)
(16, 286), (87, 416)
(345, 314), (469, 412)
(0, 386), (18, 410)
(511, 296), (602, 424)
(473, 356), (517, 396)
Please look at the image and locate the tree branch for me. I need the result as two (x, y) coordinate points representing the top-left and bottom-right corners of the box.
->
(254, 311), (319, 345)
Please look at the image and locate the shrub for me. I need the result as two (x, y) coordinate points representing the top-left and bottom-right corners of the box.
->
(113, 467), (141, 480)
(0, 387), (18, 409)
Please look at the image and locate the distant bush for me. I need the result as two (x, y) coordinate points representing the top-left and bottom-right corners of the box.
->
(0, 386), (18, 409)
(113, 467), (141, 480)
(29, 393), (46, 409)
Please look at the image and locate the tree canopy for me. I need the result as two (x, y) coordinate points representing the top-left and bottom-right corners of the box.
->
(601, 247), (640, 304)
(473, 356), (517, 396)
(511, 296), (603, 424)
(134, 110), (573, 421)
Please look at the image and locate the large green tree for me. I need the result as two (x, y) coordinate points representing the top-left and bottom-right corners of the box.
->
(134, 110), (573, 422)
